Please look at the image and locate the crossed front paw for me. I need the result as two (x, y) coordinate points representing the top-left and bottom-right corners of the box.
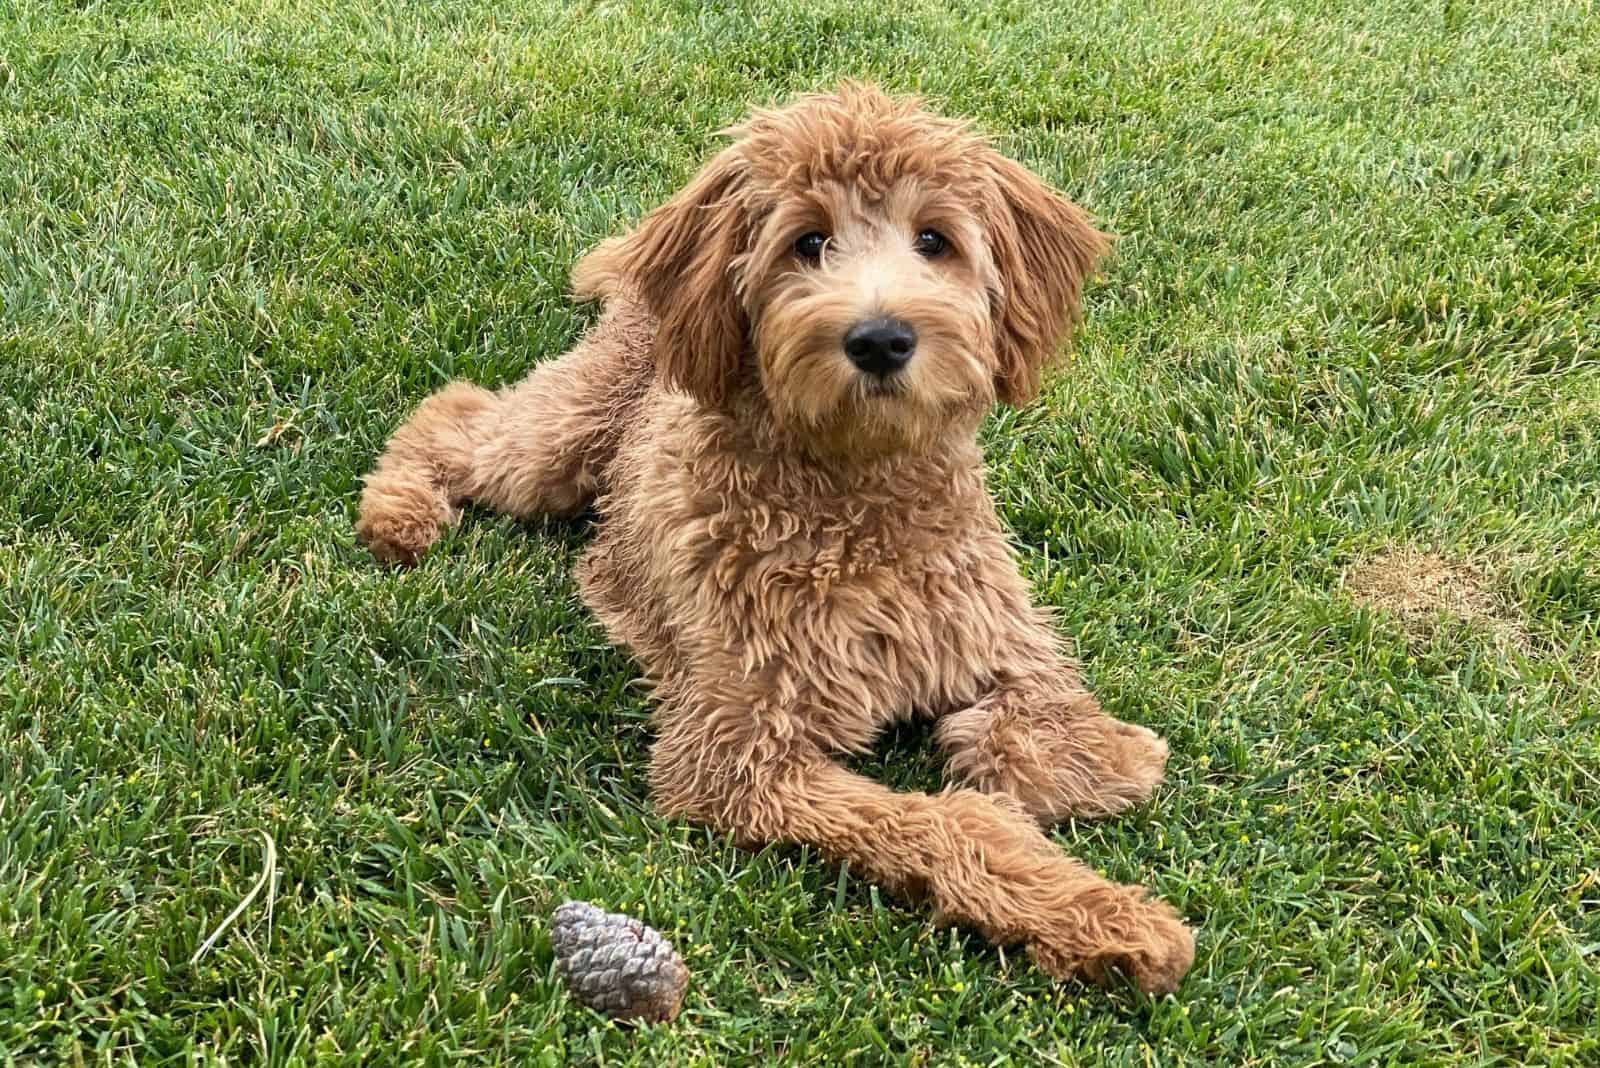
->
(1026, 890), (1195, 995)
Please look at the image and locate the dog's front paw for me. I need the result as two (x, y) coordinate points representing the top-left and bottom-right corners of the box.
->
(1037, 716), (1170, 822)
(1099, 719), (1169, 806)
(940, 701), (1171, 825)
(1026, 891), (1195, 995)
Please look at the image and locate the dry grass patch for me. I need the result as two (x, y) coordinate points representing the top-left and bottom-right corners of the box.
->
(1344, 547), (1530, 655)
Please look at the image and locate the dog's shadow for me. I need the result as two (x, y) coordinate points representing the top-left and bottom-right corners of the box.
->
(843, 717), (948, 795)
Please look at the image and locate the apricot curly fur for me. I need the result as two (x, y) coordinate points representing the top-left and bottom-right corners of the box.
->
(357, 83), (1194, 994)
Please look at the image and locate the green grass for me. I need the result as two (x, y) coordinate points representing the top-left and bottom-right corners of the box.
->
(3, 0), (1598, 1063)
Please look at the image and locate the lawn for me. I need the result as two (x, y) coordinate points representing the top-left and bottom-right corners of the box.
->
(2, 0), (1598, 1063)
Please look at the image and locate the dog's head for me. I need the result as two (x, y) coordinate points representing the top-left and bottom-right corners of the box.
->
(574, 83), (1108, 456)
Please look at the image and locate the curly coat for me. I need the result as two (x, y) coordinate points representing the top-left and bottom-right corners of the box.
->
(357, 84), (1195, 994)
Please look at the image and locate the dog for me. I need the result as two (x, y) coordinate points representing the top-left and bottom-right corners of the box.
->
(357, 83), (1195, 994)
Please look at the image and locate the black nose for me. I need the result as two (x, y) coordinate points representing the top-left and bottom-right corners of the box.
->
(843, 317), (916, 376)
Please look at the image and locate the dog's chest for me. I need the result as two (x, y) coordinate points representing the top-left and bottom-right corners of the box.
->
(713, 512), (1019, 729)
(608, 413), (1033, 744)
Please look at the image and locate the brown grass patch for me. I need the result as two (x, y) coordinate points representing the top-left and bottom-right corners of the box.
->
(1344, 548), (1529, 654)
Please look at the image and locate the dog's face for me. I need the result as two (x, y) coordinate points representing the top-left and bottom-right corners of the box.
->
(575, 84), (1108, 457)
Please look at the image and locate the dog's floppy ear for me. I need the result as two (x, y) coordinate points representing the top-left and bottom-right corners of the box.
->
(983, 154), (1110, 407)
(572, 148), (750, 407)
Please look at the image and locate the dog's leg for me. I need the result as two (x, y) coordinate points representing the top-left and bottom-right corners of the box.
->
(936, 675), (1170, 825)
(357, 304), (652, 564)
(651, 726), (1193, 993)
(356, 380), (502, 565)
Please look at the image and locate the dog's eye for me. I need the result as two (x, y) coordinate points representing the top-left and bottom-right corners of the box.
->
(914, 229), (948, 257)
(793, 232), (828, 261)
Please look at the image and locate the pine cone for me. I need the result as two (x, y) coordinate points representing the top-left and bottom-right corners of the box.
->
(549, 900), (689, 1023)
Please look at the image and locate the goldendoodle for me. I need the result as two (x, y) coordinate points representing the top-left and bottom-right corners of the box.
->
(357, 83), (1195, 994)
